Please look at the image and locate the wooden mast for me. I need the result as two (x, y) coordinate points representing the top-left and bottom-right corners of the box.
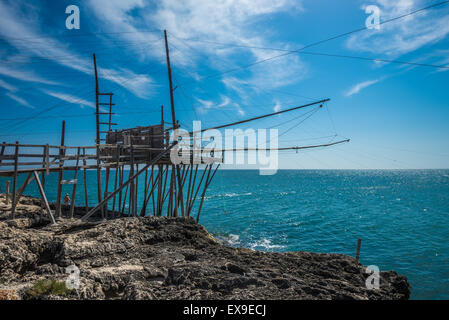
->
(164, 30), (186, 217)
(93, 54), (104, 218)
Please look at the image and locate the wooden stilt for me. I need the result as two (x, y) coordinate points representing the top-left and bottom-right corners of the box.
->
(196, 165), (213, 223)
(69, 148), (81, 219)
(5, 181), (10, 204)
(156, 164), (163, 216)
(81, 144), (175, 221)
(356, 238), (362, 262)
(33, 171), (56, 225)
(93, 54), (104, 219)
(11, 172), (33, 213)
(55, 121), (66, 218)
(11, 141), (19, 219)
(82, 148), (89, 214)
(112, 145), (120, 218)
(135, 164), (139, 217)
(104, 167), (110, 218)
(187, 165), (208, 216)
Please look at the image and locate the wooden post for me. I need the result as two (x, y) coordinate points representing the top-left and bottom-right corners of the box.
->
(112, 145), (120, 217)
(356, 238), (362, 262)
(41, 145), (48, 215)
(93, 53), (104, 219)
(104, 167), (110, 218)
(82, 148), (89, 214)
(196, 165), (213, 223)
(69, 148), (81, 219)
(129, 143), (135, 217)
(5, 181), (10, 204)
(135, 164), (139, 217)
(11, 172), (33, 213)
(55, 121), (66, 218)
(11, 141), (19, 219)
(81, 143), (175, 221)
(157, 164), (163, 216)
(0, 141), (5, 169)
(33, 171), (56, 225)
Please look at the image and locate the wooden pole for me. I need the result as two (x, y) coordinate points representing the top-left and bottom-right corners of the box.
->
(55, 121), (66, 218)
(356, 238), (362, 262)
(81, 143), (175, 221)
(135, 164), (139, 217)
(163, 30), (186, 217)
(11, 172), (33, 212)
(5, 181), (9, 204)
(196, 164), (214, 223)
(104, 167), (110, 218)
(0, 141), (5, 168)
(82, 148), (89, 214)
(69, 148), (81, 219)
(93, 53), (104, 219)
(33, 171), (56, 225)
(112, 145), (120, 217)
(11, 141), (19, 219)
(129, 143), (135, 217)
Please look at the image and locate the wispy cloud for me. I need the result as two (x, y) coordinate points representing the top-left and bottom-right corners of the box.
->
(345, 79), (380, 97)
(42, 90), (96, 110)
(6, 92), (35, 109)
(0, 65), (59, 85)
(0, 78), (17, 92)
(346, 0), (449, 58)
(87, 0), (306, 98)
(0, 1), (156, 98)
(197, 95), (231, 113)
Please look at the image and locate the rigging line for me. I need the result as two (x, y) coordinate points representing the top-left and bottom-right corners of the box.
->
(278, 134), (338, 143)
(167, 39), (240, 124)
(180, 0), (449, 82)
(169, 38), (449, 70)
(0, 38), (164, 63)
(1, 84), (95, 133)
(190, 99), (329, 134)
(220, 139), (349, 152)
(171, 72), (199, 120)
(273, 107), (322, 142)
(0, 109), (185, 121)
(296, 51), (449, 70)
(267, 106), (321, 130)
(170, 33), (319, 105)
(324, 101), (338, 136)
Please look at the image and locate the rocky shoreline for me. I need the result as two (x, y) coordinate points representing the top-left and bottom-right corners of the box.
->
(0, 194), (410, 300)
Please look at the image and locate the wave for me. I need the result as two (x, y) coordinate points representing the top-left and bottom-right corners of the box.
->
(215, 234), (285, 252)
(204, 192), (253, 200)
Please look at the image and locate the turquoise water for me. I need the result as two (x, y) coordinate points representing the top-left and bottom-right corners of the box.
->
(1, 169), (448, 299)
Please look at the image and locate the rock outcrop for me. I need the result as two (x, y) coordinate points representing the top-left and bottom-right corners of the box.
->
(0, 194), (410, 300)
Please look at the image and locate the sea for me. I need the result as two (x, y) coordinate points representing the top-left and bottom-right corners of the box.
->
(1, 169), (448, 299)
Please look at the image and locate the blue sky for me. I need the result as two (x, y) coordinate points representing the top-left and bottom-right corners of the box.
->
(0, 0), (448, 169)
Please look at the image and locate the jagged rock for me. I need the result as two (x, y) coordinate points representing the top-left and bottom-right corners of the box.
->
(0, 195), (410, 300)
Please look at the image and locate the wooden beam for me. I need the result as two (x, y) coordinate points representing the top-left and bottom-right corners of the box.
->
(33, 171), (56, 225)
(81, 142), (176, 221)
(55, 121), (66, 218)
(11, 141), (19, 219)
(69, 148), (81, 219)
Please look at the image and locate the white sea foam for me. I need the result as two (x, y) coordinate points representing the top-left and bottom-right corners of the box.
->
(249, 239), (285, 251)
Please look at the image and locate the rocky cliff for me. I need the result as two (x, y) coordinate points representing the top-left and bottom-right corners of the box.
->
(0, 194), (410, 300)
